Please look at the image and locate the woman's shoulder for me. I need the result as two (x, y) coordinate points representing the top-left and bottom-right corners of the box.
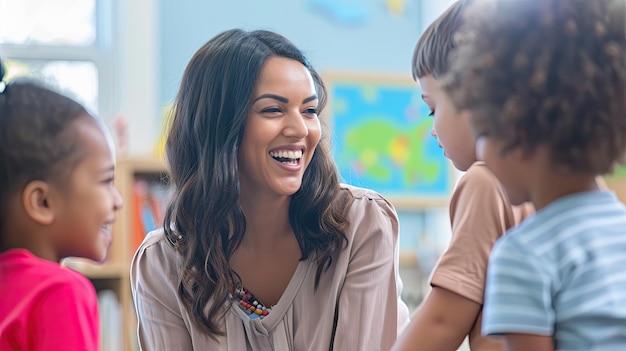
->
(335, 184), (399, 264)
(339, 183), (398, 232)
(340, 183), (396, 216)
(132, 229), (181, 277)
(339, 183), (389, 204)
(138, 228), (171, 251)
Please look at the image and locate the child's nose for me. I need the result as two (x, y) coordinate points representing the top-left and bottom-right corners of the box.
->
(113, 187), (124, 211)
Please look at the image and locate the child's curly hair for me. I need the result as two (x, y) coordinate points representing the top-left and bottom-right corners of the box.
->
(443, 0), (626, 174)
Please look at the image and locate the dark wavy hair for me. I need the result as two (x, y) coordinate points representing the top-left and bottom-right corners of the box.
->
(0, 58), (89, 248)
(163, 29), (352, 338)
(443, 0), (626, 174)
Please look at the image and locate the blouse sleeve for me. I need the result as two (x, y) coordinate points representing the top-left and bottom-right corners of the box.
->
(130, 231), (193, 351)
(332, 191), (410, 351)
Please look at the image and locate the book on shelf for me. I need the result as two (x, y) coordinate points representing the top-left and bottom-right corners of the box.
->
(131, 178), (171, 252)
(98, 290), (123, 351)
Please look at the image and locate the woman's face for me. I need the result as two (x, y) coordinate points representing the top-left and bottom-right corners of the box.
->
(238, 57), (321, 199)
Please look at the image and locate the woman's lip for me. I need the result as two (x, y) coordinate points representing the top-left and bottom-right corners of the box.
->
(272, 157), (303, 171)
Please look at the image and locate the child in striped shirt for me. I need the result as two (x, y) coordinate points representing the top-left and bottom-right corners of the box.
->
(442, 0), (626, 350)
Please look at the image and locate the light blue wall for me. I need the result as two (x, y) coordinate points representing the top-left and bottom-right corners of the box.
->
(159, 0), (422, 106)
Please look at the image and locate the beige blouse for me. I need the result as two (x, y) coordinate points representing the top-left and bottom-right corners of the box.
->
(130, 185), (410, 351)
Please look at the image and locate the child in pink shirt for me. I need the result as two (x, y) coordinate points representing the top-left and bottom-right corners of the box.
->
(0, 57), (124, 350)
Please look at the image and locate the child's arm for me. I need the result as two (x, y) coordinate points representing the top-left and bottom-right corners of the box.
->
(504, 334), (554, 351)
(392, 287), (480, 351)
(393, 163), (522, 351)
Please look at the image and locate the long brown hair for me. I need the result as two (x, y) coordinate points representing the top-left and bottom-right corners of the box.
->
(163, 29), (352, 338)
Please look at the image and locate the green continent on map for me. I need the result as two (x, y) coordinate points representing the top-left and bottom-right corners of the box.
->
(344, 119), (439, 186)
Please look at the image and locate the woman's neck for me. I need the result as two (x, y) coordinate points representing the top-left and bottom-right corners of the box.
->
(238, 191), (293, 248)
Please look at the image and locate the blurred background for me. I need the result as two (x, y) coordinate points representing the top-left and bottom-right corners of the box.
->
(0, 1), (484, 350)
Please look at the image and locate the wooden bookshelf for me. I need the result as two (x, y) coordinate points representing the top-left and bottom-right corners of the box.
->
(64, 156), (169, 351)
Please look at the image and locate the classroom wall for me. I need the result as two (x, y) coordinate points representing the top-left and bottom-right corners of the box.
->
(120, 0), (456, 154)
(115, 0), (159, 156)
(158, 0), (422, 106)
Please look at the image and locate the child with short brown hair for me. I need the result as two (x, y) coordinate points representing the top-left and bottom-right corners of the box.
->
(393, 1), (534, 350)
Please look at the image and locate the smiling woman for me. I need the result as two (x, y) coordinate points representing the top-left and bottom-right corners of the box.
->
(130, 28), (410, 351)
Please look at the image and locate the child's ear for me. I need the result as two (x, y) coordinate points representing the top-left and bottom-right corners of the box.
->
(21, 180), (55, 226)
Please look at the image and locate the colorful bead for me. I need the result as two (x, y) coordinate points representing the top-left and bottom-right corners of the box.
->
(230, 283), (272, 320)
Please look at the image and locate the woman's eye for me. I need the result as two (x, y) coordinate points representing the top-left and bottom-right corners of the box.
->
(304, 107), (318, 115)
(262, 107), (281, 113)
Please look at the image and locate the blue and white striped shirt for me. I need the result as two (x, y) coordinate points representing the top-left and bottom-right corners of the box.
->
(483, 190), (626, 350)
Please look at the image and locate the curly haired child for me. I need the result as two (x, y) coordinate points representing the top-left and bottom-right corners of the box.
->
(443, 0), (626, 350)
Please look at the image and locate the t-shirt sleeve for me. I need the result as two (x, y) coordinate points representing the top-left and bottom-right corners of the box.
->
(430, 164), (516, 304)
(482, 235), (554, 336)
(31, 274), (99, 351)
(332, 191), (410, 351)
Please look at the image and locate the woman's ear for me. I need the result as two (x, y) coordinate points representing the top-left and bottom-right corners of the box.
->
(21, 180), (55, 226)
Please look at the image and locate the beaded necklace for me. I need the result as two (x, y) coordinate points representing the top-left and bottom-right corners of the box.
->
(229, 270), (272, 320)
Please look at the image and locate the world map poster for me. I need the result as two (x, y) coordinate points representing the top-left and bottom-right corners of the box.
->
(325, 74), (453, 208)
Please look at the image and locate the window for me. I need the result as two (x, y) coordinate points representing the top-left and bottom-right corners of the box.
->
(0, 0), (113, 118)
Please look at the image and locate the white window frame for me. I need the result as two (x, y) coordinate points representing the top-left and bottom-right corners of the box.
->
(0, 0), (116, 123)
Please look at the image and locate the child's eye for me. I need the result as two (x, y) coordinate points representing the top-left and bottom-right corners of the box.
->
(102, 177), (115, 185)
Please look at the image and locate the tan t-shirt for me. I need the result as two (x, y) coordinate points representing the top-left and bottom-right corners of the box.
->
(430, 162), (534, 351)
(130, 185), (410, 351)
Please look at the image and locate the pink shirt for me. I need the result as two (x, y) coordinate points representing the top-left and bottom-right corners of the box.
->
(0, 249), (99, 351)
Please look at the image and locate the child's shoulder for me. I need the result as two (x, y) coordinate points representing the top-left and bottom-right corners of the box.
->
(461, 161), (499, 183)
(1, 249), (96, 299)
(454, 161), (506, 199)
(451, 162), (533, 224)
